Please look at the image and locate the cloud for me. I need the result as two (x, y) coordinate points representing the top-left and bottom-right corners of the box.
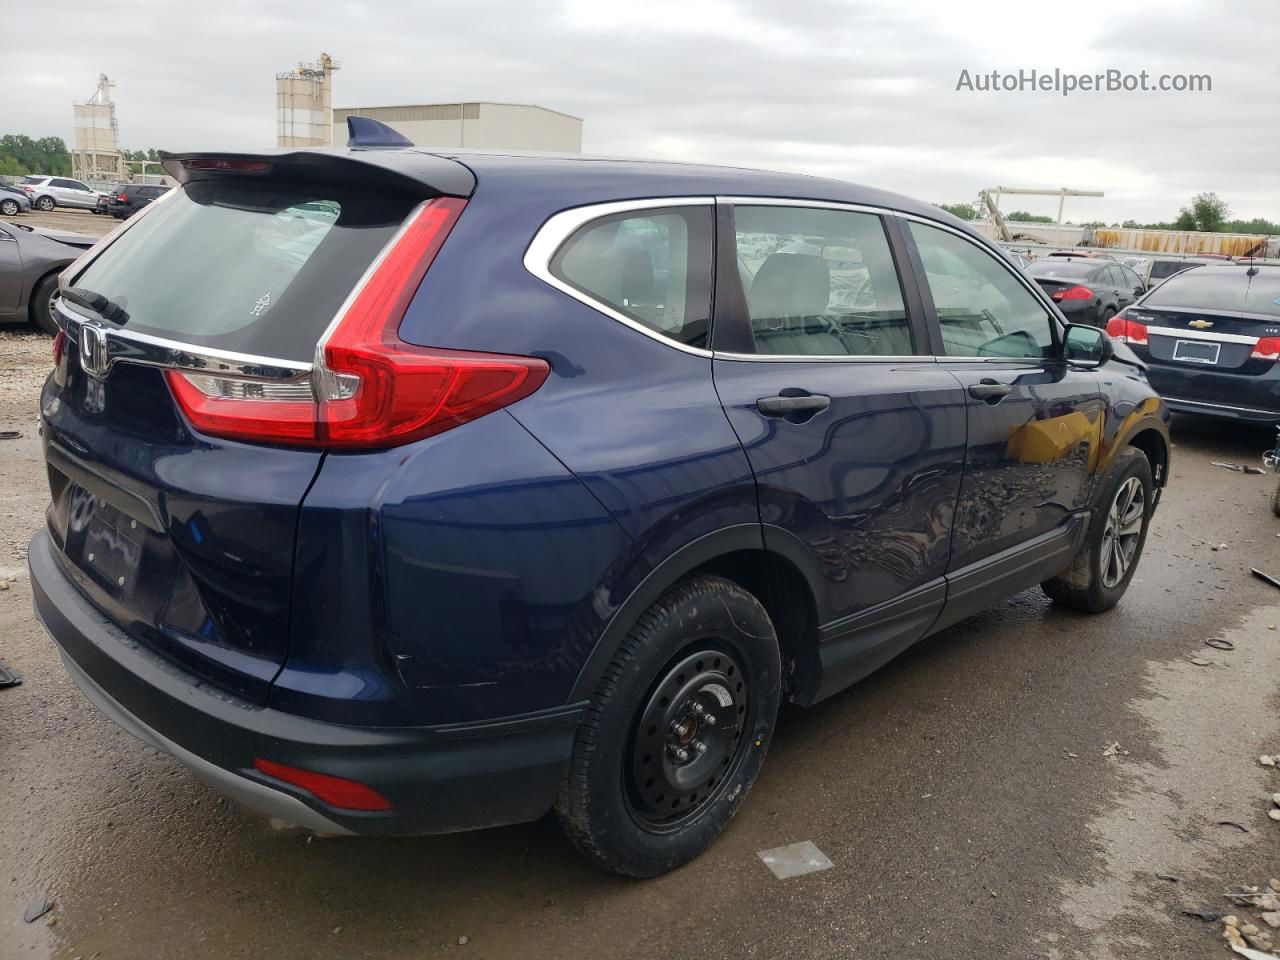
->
(4, 0), (1275, 222)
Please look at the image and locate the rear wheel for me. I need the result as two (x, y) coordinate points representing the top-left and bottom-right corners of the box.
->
(1043, 445), (1153, 612)
(1098, 306), (1116, 329)
(30, 274), (59, 335)
(556, 575), (782, 877)
(0, 199), (18, 217)
(35, 196), (55, 212)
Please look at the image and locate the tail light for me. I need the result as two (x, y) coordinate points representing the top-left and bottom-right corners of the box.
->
(1252, 338), (1280, 361)
(1052, 285), (1094, 301)
(253, 757), (393, 811)
(180, 158), (271, 173)
(1106, 311), (1148, 345)
(52, 329), (66, 366)
(167, 197), (550, 450)
(115, 193), (127, 202)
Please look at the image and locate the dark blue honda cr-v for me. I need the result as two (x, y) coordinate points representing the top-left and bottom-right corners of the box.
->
(30, 118), (1170, 876)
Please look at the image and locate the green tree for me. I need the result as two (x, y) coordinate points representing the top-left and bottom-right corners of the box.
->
(0, 134), (71, 176)
(1007, 210), (1055, 223)
(935, 202), (977, 220)
(1176, 192), (1230, 232)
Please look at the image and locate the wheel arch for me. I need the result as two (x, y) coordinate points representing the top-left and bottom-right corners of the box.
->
(25, 266), (66, 326)
(569, 524), (828, 704)
(1124, 424), (1170, 488)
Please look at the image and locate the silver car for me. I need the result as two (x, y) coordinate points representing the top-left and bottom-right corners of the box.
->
(0, 185), (32, 217)
(19, 176), (104, 212)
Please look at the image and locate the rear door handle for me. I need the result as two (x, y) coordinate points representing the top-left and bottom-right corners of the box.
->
(967, 380), (1012, 403)
(756, 394), (832, 418)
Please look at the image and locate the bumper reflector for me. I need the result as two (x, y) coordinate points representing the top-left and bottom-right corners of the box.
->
(253, 757), (394, 812)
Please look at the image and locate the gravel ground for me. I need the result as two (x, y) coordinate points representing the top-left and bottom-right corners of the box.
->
(2, 336), (1280, 959)
(7, 206), (116, 240)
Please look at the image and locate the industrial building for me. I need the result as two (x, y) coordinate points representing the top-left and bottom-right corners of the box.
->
(330, 102), (582, 152)
(276, 54), (339, 147)
(72, 75), (126, 183)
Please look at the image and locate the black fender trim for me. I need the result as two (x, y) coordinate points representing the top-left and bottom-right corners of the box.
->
(568, 523), (828, 701)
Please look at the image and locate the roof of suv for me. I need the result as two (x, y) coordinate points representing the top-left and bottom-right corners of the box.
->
(161, 145), (977, 238)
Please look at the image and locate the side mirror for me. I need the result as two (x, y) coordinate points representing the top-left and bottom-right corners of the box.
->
(1062, 323), (1112, 367)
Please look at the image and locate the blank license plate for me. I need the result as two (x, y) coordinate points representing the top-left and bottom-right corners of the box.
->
(1172, 339), (1220, 364)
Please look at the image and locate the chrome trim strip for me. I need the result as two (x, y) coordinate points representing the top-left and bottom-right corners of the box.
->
(1164, 397), (1280, 416)
(1145, 325), (1259, 345)
(714, 351), (934, 364)
(56, 299), (312, 382)
(523, 197), (716, 359)
(1135, 304), (1280, 325)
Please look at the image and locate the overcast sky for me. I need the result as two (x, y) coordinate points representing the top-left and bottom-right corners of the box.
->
(3, 0), (1276, 223)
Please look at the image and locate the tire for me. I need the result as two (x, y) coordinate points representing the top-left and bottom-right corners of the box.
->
(0, 199), (17, 217)
(1098, 306), (1116, 329)
(29, 273), (59, 335)
(35, 196), (55, 212)
(556, 575), (782, 877)
(1042, 445), (1153, 613)
(1270, 480), (1280, 518)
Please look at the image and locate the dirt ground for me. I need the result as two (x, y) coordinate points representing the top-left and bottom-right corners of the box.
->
(7, 207), (116, 241)
(2, 328), (1280, 959)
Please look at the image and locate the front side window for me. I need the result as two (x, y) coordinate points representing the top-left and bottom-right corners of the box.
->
(551, 206), (713, 348)
(733, 205), (910, 356)
(909, 222), (1056, 359)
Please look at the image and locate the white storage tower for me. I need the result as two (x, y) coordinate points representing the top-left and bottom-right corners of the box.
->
(72, 75), (126, 184)
(276, 54), (339, 147)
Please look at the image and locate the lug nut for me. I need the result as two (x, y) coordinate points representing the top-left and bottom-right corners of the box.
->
(704, 714), (717, 726)
(671, 746), (689, 762)
(694, 741), (708, 755)
(671, 719), (691, 738)
(692, 702), (705, 716)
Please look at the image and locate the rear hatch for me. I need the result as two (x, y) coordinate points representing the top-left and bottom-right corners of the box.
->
(1127, 268), (1280, 377)
(41, 150), (472, 704)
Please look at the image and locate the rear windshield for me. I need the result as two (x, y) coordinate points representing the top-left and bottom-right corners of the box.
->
(1027, 260), (1098, 280)
(1145, 269), (1280, 318)
(1149, 260), (1197, 280)
(21, 176), (43, 184)
(66, 179), (419, 361)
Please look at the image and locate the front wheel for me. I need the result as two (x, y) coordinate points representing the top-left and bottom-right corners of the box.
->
(0, 199), (18, 216)
(1043, 445), (1153, 612)
(556, 575), (782, 877)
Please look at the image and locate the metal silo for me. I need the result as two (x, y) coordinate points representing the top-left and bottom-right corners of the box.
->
(72, 74), (126, 185)
(276, 53), (339, 147)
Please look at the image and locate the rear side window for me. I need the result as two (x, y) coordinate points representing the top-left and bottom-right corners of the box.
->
(1145, 269), (1280, 318)
(1150, 260), (1194, 280)
(66, 180), (419, 362)
(733, 205), (910, 356)
(551, 206), (713, 348)
(910, 221), (1056, 359)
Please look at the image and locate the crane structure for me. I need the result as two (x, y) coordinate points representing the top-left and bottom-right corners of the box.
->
(985, 186), (1105, 226)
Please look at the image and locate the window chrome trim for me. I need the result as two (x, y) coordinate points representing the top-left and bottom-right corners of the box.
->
(56, 298), (311, 383)
(1144, 325), (1259, 345)
(523, 197), (716, 358)
(715, 352), (933, 364)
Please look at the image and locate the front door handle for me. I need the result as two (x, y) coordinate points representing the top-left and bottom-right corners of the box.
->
(968, 380), (1012, 403)
(756, 394), (832, 418)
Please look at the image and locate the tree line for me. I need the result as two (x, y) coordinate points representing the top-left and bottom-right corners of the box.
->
(0, 134), (164, 178)
(935, 193), (1279, 235)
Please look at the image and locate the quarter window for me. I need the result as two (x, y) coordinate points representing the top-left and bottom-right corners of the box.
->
(733, 206), (911, 356)
(551, 207), (713, 349)
(909, 222), (1056, 359)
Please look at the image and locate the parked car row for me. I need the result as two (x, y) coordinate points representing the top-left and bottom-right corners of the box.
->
(3, 176), (172, 218)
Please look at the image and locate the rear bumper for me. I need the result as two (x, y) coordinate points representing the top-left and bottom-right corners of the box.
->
(1147, 364), (1280, 424)
(28, 528), (583, 836)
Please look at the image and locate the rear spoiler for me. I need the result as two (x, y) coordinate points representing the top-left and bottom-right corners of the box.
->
(158, 147), (475, 199)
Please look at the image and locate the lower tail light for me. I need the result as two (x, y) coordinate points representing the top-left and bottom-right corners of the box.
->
(1252, 338), (1280, 361)
(1106, 311), (1148, 345)
(166, 197), (550, 449)
(253, 757), (394, 812)
(1052, 285), (1094, 301)
(52, 329), (66, 366)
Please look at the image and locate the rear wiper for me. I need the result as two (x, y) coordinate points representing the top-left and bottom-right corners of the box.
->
(61, 286), (130, 324)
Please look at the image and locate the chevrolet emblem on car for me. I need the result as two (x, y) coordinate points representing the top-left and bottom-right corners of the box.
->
(1189, 319), (1214, 329)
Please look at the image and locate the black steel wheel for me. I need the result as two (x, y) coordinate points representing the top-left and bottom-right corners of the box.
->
(624, 646), (752, 831)
(556, 575), (781, 877)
